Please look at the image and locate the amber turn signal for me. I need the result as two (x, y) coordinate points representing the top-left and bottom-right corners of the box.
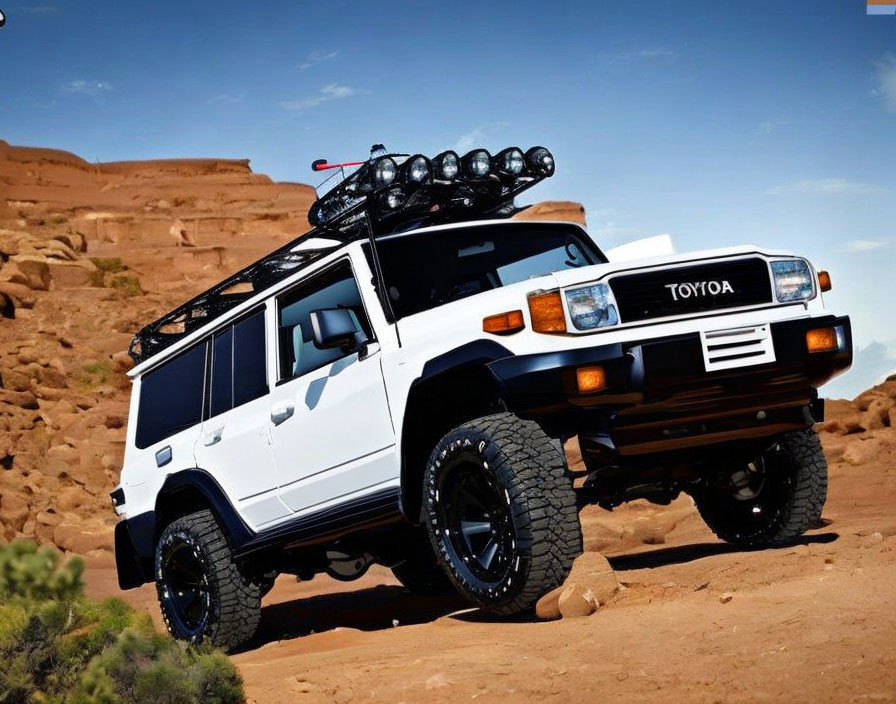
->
(527, 290), (567, 333)
(806, 327), (839, 353)
(576, 365), (607, 394)
(483, 310), (525, 335)
(818, 270), (832, 292)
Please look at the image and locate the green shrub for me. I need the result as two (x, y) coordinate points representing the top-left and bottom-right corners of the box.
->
(109, 274), (142, 298)
(0, 540), (84, 603)
(74, 360), (113, 388)
(0, 541), (244, 704)
(89, 258), (126, 274)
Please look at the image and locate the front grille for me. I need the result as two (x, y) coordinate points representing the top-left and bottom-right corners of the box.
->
(609, 258), (773, 323)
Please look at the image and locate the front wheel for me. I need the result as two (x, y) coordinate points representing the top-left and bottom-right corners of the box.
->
(423, 413), (582, 615)
(154, 509), (261, 652)
(692, 428), (828, 547)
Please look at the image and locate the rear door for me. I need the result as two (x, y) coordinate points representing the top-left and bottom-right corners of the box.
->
(125, 342), (210, 511)
(193, 307), (290, 530)
(266, 260), (398, 516)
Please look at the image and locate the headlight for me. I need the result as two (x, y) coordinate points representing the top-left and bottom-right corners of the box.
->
(402, 155), (431, 184)
(771, 259), (815, 302)
(433, 151), (459, 180)
(463, 149), (491, 178)
(565, 283), (619, 330)
(495, 147), (524, 176)
(525, 146), (555, 176)
(373, 157), (397, 188)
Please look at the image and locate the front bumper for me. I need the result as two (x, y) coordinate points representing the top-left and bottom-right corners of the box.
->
(487, 315), (852, 457)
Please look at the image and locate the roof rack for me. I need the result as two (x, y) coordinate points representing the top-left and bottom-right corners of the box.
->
(128, 145), (555, 365)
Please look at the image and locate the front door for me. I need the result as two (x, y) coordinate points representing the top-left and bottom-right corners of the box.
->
(266, 260), (397, 516)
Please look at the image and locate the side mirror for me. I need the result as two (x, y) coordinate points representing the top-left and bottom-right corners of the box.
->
(310, 308), (364, 352)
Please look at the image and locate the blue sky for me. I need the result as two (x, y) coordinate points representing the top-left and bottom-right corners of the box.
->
(1, 0), (894, 396)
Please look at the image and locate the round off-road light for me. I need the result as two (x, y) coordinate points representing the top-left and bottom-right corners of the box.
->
(496, 147), (525, 176)
(382, 187), (405, 210)
(525, 146), (555, 177)
(463, 149), (492, 179)
(402, 155), (432, 185)
(373, 157), (397, 188)
(433, 150), (460, 180)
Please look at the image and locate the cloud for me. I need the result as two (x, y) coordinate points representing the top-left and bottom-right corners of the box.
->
(765, 178), (887, 196)
(455, 122), (510, 152)
(844, 239), (890, 252)
(874, 53), (896, 113)
(279, 84), (362, 111)
(299, 50), (340, 71)
(754, 118), (790, 137)
(206, 93), (244, 105)
(62, 80), (112, 96)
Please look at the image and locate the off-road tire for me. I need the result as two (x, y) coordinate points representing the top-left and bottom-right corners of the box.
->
(693, 428), (828, 547)
(391, 530), (455, 596)
(423, 412), (582, 615)
(154, 509), (261, 652)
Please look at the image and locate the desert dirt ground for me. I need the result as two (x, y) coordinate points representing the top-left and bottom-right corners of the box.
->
(83, 420), (896, 704)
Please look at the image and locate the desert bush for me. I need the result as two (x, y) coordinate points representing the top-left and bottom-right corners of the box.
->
(89, 258), (125, 274)
(108, 274), (142, 298)
(0, 540), (84, 603)
(0, 541), (244, 704)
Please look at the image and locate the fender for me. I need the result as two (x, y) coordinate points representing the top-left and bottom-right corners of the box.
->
(418, 339), (513, 380)
(114, 468), (254, 589)
(154, 469), (255, 547)
(399, 340), (514, 521)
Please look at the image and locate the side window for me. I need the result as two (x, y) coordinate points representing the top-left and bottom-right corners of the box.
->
(209, 327), (233, 417)
(136, 342), (207, 449)
(207, 309), (268, 419)
(277, 262), (372, 382)
(233, 311), (267, 406)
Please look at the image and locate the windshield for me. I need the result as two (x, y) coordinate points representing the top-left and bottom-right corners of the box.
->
(369, 223), (605, 320)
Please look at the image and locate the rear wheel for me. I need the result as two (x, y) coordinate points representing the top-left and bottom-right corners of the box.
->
(692, 428), (828, 547)
(423, 413), (582, 615)
(154, 509), (261, 652)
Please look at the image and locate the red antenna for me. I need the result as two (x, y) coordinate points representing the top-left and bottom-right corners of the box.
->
(311, 158), (366, 172)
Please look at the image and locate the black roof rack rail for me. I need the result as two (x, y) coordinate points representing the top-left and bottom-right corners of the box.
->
(128, 145), (555, 365)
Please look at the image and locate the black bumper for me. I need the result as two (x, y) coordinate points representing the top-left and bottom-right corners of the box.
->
(487, 315), (852, 457)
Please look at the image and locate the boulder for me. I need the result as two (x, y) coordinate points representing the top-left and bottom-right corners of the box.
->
(46, 259), (100, 288)
(535, 551), (619, 620)
(842, 437), (883, 467)
(558, 583), (597, 618)
(8, 255), (50, 290)
(0, 493), (30, 533)
(536, 585), (564, 620)
(53, 521), (114, 553)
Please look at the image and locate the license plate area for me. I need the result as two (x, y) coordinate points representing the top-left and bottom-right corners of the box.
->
(700, 324), (775, 372)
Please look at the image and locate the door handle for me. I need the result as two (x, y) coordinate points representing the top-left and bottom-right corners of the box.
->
(203, 427), (224, 446)
(271, 402), (295, 426)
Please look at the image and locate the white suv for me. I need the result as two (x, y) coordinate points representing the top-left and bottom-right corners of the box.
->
(111, 146), (852, 651)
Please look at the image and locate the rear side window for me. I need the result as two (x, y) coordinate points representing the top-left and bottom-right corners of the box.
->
(136, 342), (207, 449)
(209, 328), (233, 417)
(208, 309), (268, 419)
(233, 311), (267, 406)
